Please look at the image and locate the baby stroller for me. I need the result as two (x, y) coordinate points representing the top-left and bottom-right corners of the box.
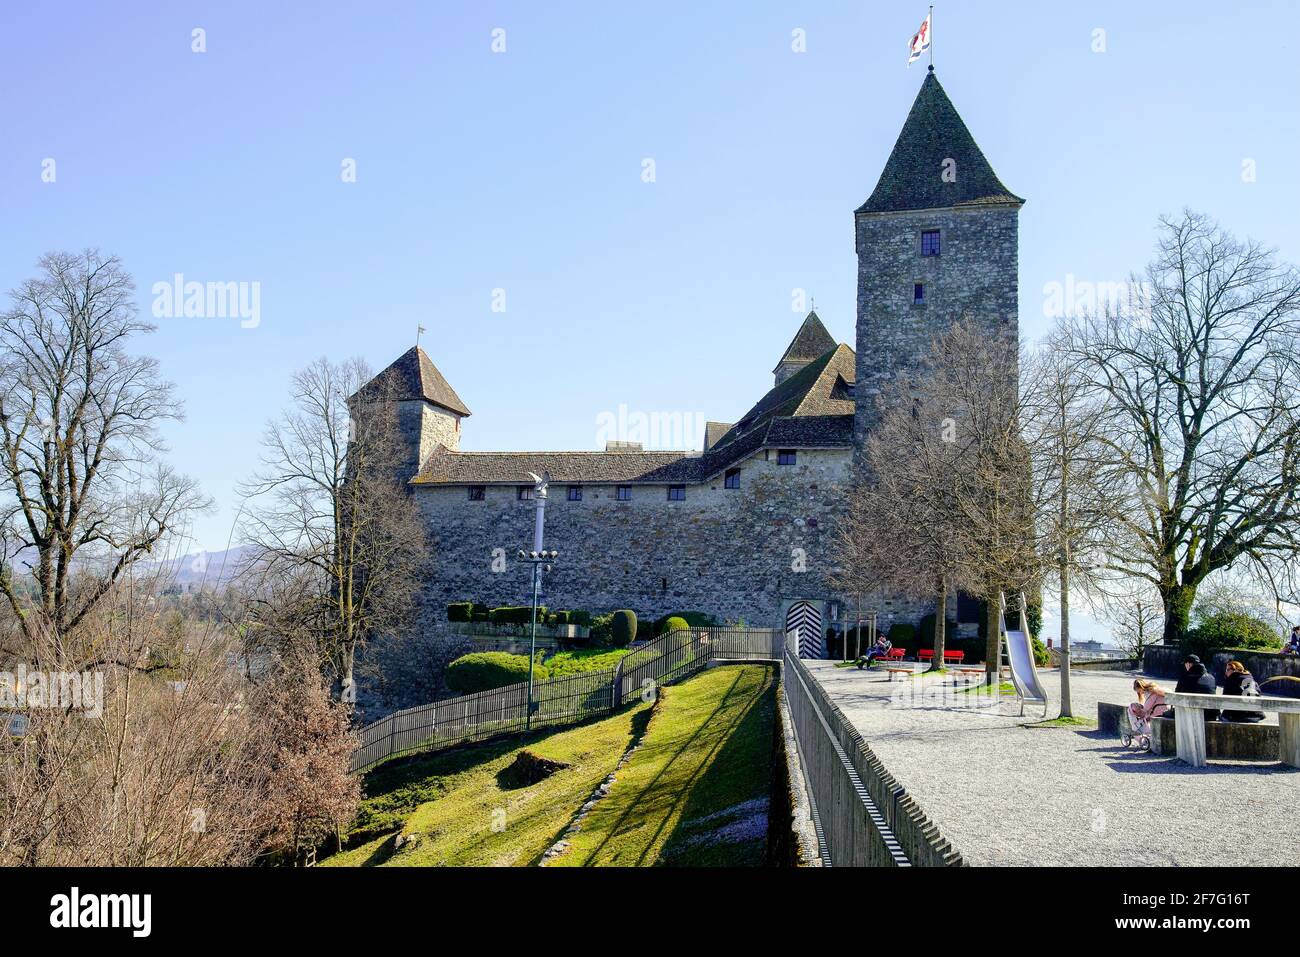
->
(1120, 707), (1157, 752)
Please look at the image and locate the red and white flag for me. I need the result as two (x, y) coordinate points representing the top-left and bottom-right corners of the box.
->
(908, 12), (931, 65)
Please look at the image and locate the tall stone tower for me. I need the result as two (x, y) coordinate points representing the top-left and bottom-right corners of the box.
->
(854, 68), (1023, 456)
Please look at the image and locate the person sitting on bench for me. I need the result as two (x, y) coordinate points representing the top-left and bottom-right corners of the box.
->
(1171, 654), (1220, 721)
(858, 635), (893, 669)
(1283, 626), (1300, 656)
(1221, 660), (1265, 723)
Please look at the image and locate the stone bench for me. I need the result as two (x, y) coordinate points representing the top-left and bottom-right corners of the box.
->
(1097, 701), (1283, 761)
(1165, 692), (1300, 768)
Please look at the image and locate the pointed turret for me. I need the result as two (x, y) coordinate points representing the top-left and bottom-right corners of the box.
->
(354, 345), (470, 473)
(773, 310), (837, 386)
(857, 71), (1022, 215)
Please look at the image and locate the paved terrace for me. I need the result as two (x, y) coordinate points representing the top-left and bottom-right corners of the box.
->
(806, 661), (1299, 866)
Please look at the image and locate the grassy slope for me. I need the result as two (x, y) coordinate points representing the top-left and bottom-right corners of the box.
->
(549, 664), (775, 868)
(323, 701), (652, 867)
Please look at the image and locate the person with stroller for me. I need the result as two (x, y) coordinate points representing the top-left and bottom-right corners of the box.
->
(856, 634), (894, 670)
(1221, 660), (1265, 722)
(1125, 678), (1169, 747)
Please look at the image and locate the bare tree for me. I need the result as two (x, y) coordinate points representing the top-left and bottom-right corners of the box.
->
(239, 358), (428, 703)
(1106, 596), (1163, 662)
(1022, 331), (1123, 717)
(836, 375), (969, 672)
(1064, 211), (1300, 644)
(0, 251), (208, 644)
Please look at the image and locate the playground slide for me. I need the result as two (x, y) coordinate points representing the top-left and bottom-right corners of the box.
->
(1003, 627), (1049, 707)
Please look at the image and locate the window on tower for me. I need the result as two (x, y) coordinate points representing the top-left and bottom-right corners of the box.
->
(913, 282), (926, 305)
(921, 229), (941, 256)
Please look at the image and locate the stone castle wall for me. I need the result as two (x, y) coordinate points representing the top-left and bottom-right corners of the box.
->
(410, 448), (888, 631)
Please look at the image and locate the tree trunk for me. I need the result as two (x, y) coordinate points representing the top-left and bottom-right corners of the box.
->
(985, 595), (1001, 686)
(1058, 560), (1073, 718)
(930, 576), (947, 673)
(1160, 582), (1198, 646)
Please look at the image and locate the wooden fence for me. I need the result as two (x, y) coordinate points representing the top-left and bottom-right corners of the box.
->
(350, 625), (782, 773)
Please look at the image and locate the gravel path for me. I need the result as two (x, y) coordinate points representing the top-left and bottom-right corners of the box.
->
(807, 662), (1300, 866)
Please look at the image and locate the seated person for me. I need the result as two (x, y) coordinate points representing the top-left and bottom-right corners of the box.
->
(1284, 626), (1300, 656)
(1221, 660), (1265, 722)
(1172, 654), (1220, 721)
(857, 636), (894, 669)
(1127, 679), (1168, 736)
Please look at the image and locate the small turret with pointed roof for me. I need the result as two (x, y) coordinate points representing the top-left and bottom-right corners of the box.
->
(854, 69), (1022, 464)
(354, 345), (470, 475)
(773, 310), (837, 385)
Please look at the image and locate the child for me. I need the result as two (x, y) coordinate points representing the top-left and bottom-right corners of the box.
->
(1126, 678), (1168, 739)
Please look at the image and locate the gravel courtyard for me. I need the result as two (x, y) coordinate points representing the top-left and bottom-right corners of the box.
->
(807, 661), (1299, 866)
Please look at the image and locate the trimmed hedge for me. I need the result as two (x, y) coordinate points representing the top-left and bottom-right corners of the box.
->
(652, 610), (718, 634)
(445, 652), (548, 694)
(659, 616), (691, 635)
(488, 605), (548, 626)
(887, 622), (917, 650)
(612, 610), (637, 647)
(447, 601), (475, 623)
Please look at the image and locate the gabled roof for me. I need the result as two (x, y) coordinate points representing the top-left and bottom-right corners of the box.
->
(703, 421), (734, 451)
(711, 343), (857, 454)
(857, 70), (1023, 215)
(354, 346), (471, 417)
(773, 311), (837, 373)
(410, 340), (857, 487)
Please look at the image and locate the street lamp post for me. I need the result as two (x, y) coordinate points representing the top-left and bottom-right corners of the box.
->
(520, 471), (558, 731)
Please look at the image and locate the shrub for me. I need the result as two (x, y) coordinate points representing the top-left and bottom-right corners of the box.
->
(887, 622), (917, 651)
(653, 611), (718, 634)
(572, 610), (592, 627)
(445, 652), (548, 694)
(947, 636), (986, 665)
(552, 610), (572, 626)
(612, 610), (637, 647)
(659, 616), (690, 635)
(447, 601), (475, 623)
(1183, 607), (1279, 659)
(488, 605), (547, 626)
(1030, 633), (1049, 668)
(589, 613), (614, 646)
(471, 608), (490, 623)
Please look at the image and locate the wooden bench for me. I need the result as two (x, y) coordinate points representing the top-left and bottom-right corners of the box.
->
(1165, 692), (1300, 768)
(918, 649), (965, 664)
(883, 667), (911, 681)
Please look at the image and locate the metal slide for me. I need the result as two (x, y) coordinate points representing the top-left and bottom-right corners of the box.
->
(999, 592), (1050, 717)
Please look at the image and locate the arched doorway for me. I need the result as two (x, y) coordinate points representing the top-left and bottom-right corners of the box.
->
(785, 600), (825, 659)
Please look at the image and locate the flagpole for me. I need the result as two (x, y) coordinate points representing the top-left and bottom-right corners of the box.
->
(929, 5), (934, 70)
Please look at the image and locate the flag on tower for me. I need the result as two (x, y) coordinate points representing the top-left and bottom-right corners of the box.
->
(908, 12), (932, 65)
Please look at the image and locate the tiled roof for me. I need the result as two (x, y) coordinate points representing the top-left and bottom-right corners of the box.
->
(703, 421), (734, 451)
(857, 71), (1023, 215)
(773, 311), (837, 371)
(412, 342), (858, 487)
(354, 346), (472, 417)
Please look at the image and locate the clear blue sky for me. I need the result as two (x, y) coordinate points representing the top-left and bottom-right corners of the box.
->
(2, 0), (1298, 565)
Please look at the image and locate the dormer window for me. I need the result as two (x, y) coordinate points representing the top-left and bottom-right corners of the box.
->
(921, 229), (941, 256)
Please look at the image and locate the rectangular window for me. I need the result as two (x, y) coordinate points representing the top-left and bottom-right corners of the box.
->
(777, 450), (797, 466)
(921, 229), (941, 256)
(567, 485), (583, 502)
(667, 485), (686, 501)
(913, 282), (925, 305)
(468, 485), (485, 501)
(517, 486), (532, 500)
(724, 468), (740, 489)
(616, 485), (632, 501)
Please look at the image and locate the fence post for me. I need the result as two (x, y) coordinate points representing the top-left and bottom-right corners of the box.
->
(612, 658), (624, 711)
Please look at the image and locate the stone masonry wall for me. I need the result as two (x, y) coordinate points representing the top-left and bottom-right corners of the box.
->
(408, 448), (928, 633)
(853, 204), (1020, 454)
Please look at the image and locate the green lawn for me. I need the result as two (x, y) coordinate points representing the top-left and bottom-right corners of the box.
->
(322, 701), (653, 867)
(320, 663), (776, 867)
(548, 664), (776, 868)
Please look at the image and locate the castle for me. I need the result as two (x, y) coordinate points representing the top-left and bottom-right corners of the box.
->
(357, 70), (1022, 651)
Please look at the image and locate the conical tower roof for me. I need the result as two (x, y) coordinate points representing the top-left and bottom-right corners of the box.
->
(857, 70), (1023, 214)
(773, 310), (837, 373)
(353, 345), (471, 417)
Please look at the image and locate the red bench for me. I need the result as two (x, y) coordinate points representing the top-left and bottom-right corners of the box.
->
(918, 649), (965, 664)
